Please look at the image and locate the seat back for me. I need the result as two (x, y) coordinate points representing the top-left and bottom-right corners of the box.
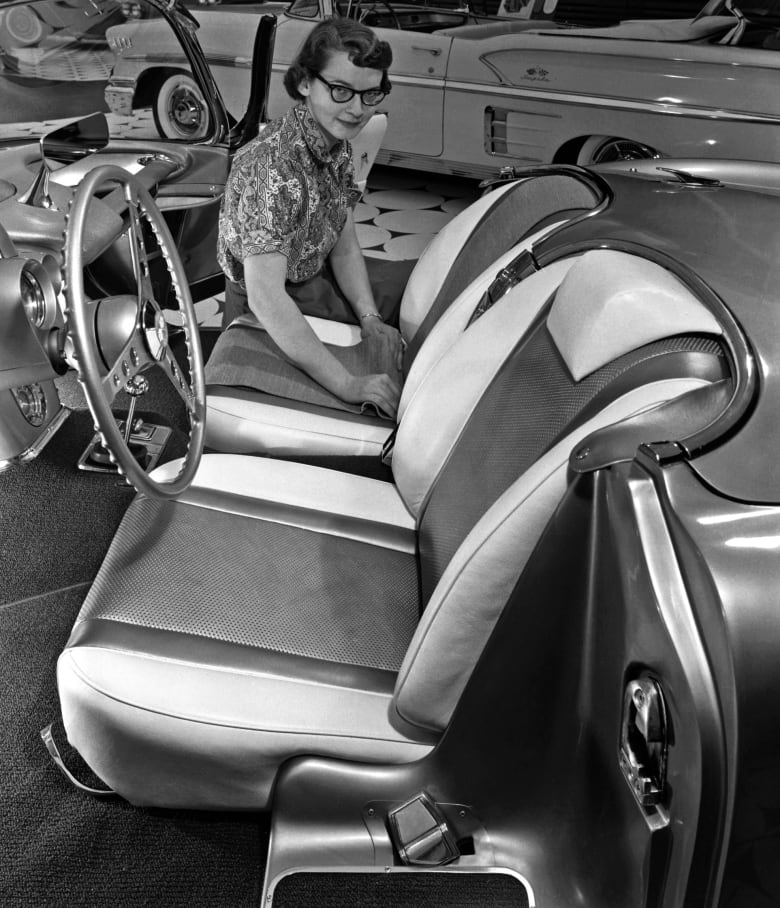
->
(390, 249), (728, 731)
(400, 172), (601, 360)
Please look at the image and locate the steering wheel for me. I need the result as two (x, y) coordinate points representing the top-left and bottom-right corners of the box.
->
(64, 165), (205, 499)
(351, 0), (402, 30)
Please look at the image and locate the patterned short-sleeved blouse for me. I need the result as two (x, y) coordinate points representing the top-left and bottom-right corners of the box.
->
(217, 105), (362, 286)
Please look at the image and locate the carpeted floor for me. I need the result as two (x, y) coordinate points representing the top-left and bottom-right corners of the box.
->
(0, 391), (269, 907)
(0, 587), (269, 908)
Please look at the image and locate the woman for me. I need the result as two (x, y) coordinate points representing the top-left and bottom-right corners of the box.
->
(216, 18), (409, 418)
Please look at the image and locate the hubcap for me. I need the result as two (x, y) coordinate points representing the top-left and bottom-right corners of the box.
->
(170, 87), (202, 132)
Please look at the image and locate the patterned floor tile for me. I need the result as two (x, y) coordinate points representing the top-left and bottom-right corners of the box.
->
(374, 208), (454, 234)
(354, 223), (393, 248)
(363, 188), (446, 210)
(353, 201), (381, 222)
(383, 234), (436, 261)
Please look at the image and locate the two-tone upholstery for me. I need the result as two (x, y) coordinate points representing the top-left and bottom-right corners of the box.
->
(204, 173), (601, 459)
(57, 249), (728, 810)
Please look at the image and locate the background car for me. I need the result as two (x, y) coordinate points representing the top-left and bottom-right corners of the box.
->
(105, 0), (780, 178)
(0, 0), (125, 51)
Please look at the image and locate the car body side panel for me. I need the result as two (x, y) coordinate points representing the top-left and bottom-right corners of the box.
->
(263, 462), (733, 905)
(660, 464), (780, 903)
(442, 37), (780, 169)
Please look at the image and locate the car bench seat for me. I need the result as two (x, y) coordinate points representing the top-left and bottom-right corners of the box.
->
(56, 249), (728, 810)
(204, 172), (601, 460)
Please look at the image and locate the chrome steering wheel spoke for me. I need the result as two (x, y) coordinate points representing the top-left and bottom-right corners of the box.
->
(159, 345), (199, 416)
(125, 184), (158, 307)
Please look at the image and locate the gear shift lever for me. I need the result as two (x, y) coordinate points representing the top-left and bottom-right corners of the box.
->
(78, 373), (172, 474)
(123, 375), (149, 445)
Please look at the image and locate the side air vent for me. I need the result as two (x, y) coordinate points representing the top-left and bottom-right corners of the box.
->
(484, 106), (560, 161)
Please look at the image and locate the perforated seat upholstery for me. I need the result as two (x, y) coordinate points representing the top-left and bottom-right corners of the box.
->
(204, 174), (601, 459)
(57, 250), (728, 809)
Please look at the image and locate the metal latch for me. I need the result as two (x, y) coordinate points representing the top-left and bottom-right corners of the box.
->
(387, 791), (460, 866)
(619, 677), (668, 808)
(467, 248), (537, 326)
(380, 427), (397, 466)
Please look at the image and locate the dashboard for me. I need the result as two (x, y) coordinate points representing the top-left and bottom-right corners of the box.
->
(0, 112), (229, 468)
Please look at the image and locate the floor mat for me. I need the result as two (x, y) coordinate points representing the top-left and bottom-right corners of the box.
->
(271, 870), (531, 907)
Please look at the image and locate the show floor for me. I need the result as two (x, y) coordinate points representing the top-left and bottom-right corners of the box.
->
(190, 165), (482, 328)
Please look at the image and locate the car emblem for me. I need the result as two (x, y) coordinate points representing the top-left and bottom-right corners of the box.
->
(523, 66), (550, 82)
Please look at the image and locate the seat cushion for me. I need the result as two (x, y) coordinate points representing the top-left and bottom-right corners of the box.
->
(57, 456), (431, 810)
(206, 386), (395, 457)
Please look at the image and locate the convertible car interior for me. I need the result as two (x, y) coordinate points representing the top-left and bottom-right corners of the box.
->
(7, 115), (780, 904)
(4, 2), (780, 904)
(29, 146), (746, 904)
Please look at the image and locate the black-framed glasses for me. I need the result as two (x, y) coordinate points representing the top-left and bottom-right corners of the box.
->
(314, 73), (389, 107)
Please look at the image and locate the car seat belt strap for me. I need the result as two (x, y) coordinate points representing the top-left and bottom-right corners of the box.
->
(40, 723), (117, 798)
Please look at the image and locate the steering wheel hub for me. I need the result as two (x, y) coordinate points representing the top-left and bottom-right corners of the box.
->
(143, 302), (169, 361)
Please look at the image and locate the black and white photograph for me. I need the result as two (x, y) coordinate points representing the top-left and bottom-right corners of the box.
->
(1, 0), (780, 904)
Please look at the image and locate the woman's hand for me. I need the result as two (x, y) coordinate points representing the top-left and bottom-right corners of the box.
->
(343, 371), (401, 419)
(360, 316), (406, 371)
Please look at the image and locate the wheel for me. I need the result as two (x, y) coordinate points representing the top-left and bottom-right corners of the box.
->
(576, 136), (658, 165)
(0, 7), (49, 49)
(153, 73), (210, 141)
(64, 165), (206, 498)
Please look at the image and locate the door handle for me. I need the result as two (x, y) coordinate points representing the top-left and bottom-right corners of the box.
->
(411, 46), (442, 55)
(619, 677), (668, 808)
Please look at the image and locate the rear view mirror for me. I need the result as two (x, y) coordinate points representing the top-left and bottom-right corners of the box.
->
(42, 112), (110, 164)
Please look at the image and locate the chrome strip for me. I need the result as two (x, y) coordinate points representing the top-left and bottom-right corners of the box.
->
(376, 72), (448, 90)
(272, 51), (780, 125)
(18, 406), (70, 463)
(443, 79), (780, 125)
(279, 60), (774, 123)
(270, 64), (450, 89)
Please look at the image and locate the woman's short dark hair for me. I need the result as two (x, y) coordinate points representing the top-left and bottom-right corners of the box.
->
(284, 17), (392, 100)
